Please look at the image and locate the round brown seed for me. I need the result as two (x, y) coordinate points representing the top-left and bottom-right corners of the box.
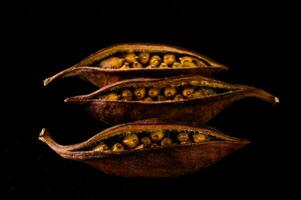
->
(131, 61), (143, 68)
(125, 53), (137, 63)
(141, 137), (152, 147)
(182, 87), (195, 98)
(121, 89), (133, 101)
(122, 134), (139, 148)
(138, 52), (150, 64)
(163, 54), (176, 66)
(104, 93), (119, 101)
(143, 97), (153, 102)
(148, 88), (160, 98)
(111, 143), (125, 152)
(174, 94), (184, 101)
(161, 137), (173, 146)
(93, 143), (109, 152)
(149, 55), (161, 67)
(177, 132), (190, 142)
(193, 133), (207, 143)
(150, 130), (164, 142)
(164, 87), (177, 98)
(134, 88), (146, 100)
(100, 57), (124, 69)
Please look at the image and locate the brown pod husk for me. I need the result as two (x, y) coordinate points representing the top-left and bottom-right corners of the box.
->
(39, 119), (250, 177)
(43, 43), (227, 87)
(64, 75), (279, 125)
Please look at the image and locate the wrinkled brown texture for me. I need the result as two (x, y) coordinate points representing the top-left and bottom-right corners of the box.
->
(43, 43), (227, 87)
(39, 119), (249, 177)
(65, 75), (278, 125)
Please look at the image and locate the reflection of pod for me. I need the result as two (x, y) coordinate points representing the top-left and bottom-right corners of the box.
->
(65, 75), (278, 125)
(39, 119), (250, 177)
(43, 43), (227, 87)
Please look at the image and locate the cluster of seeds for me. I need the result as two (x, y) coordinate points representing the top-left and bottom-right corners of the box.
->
(98, 84), (221, 101)
(97, 52), (208, 69)
(91, 129), (216, 152)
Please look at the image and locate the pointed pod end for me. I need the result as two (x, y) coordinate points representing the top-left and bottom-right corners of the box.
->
(274, 96), (280, 105)
(38, 128), (47, 143)
(43, 78), (51, 87)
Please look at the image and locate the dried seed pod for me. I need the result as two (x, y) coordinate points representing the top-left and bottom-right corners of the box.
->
(44, 43), (227, 87)
(177, 132), (190, 142)
(148, 88), (160, 98)
(138, 52), (150, 64)
(125, 53), (137, 63)
(163, 54), (176, 66)
(111, 143), (125, 152)
(103, 93), (119, 101)
(99, 57), (124, 69)
(140, 137), (152, 147)
(161, 137), (173, 146)
(149, 55), (161, 67)
(174, 94), (184, 101)
(150, 130), (165, 142)
(134, 87), (146, 100)
(131, 62), (143, 68)
(93, 143), (109, 152)
(193, 133), (207, 143)
(39, 119), (250, 177)
(121, 89), (133, 101)
(122, 134), (139, 148)
(164, 87), (177, 98)
(182, 87), (195, 98)
(65, 75), (278, 125)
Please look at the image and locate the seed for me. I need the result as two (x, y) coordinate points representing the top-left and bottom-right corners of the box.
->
(125, 53), (138, 63)
(163, 54), (176, 66)
(143, 97), (153, 102)
(134, 88), (146, 100)
(193, 133), (207, 143)
(161, 137), (173, 146)
(100, 57), (124, 69)
(182, 87), (195, 97)
(140, 137), (152, 147)
(121, 89), (133, 101)
(122, 134), (139, 148)
(93, 143), (109, 152)
(111, 143), (125, 152)
(150, 130), (164, 142)
(159, 63), (169, 68)
(131, 62), (143, 68)
(135, 144), (144, 150)
(164, 87), (177, 98)
(202, 88), (216, 95)
(157, 95), (167, 101)
(174, 94), (184, 101)
(138, 52), (150, 64)
(177, 132), (190, 142)
(180, 56), (198, 68)
(120, 62), (130, 69)
(172, 62), (182, 68)
(104, 93), (119, 101)
(148, 88), (160, 98)
(149, 55), (161, 67)
(150, 143), (159, 148)
(190, 90), (205, 98)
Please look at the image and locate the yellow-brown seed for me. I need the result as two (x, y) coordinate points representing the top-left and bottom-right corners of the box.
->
(163, 54), (176, 66)
(159, 63), (169, 68)
(164, 87), (177, 98)
(125, 53), (137, 63)
(180, 56), (198, 68)
(201, 88), (216, 95)
(138, 52), (150, 64)
(111, 143), (124, 152)
(157, 95), (167, 101)
(135, 144), (144, 150)
(150, 130), (165, 142)
(148, 88), (160, 98)
(190, 90), (205, 98)
(174, 94), (184, 101)
(182, 87), (195, 97)
(177, 132), (190, 142)
(100, 57), (124, 69)
(121, 89), (133, 101)
(122, 134), (139, 148)
(172, 62), (182, 68)
(120, 62), (130, 69)
(143, 97), (153, 102)
(131, 62), (143, 68)
(93, 143), (109, 152)
(104, 93), (119, 101)
(193, 133), (207, 143)
(134, 88), (146, 100)
(141, 137), (152, 147)
(161, 137), (173, 146)
(149, 55), (161, 67)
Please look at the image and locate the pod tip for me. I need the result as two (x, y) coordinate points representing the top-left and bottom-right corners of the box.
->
(43, 78), (50, 86)
(38, 128), (46, 142)
(274, 96), (280, 104)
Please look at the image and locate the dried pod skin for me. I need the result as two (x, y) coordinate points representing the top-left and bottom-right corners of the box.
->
(43, 43), (228, 87)
(65, 75), (278, 125)
(39, 119), (250, 177)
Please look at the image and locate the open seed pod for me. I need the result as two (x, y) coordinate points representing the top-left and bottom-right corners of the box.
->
(43, 43), (227, 87)
(65, 75), (279, 125)
(39, 119), (250, 177)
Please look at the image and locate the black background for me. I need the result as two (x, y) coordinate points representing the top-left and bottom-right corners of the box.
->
(2, 1), (296, 199)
